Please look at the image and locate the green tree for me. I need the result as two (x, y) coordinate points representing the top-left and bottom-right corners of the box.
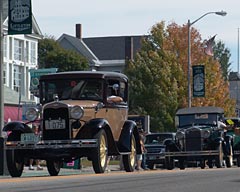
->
(125, 22), (184, 132)
(38, 37), (88, 72)
(213, 40), (231, 81)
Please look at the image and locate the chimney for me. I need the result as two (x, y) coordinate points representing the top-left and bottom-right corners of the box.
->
(76, 24), (82, 39)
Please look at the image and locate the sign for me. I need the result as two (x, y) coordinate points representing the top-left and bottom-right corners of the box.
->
(8, 0), (32, 35)
(193, 65), (205, 97)
(128, 115), (150, 133)
(29, 68), (58, 97)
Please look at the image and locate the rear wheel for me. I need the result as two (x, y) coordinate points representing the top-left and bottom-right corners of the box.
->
(237, 156), (240, 167)
(92, 129), (108, 173)
(225, 143), (233, 168)
(147, 162), (154, 170)
(123, 134), (136, 172)
(200, 159), (206, 169)
(165, 148), (175, 170)
(46, 160), (61, 176)
(6, 150), (24, 177)
(179, 159), (185, 170)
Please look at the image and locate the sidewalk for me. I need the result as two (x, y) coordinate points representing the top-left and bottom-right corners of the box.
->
(0, 164), (122, 178)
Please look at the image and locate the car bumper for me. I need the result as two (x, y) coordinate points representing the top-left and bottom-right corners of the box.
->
(5, 139), (98, 150)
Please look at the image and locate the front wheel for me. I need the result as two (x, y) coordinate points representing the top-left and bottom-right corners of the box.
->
(92, 129), (108, 173)
(6, 149), (24, 177)
(215, 143), (224, 168)
(6, 133), (24, 177)
(46, 160), (61, 176)
(122, 134), (136, 172)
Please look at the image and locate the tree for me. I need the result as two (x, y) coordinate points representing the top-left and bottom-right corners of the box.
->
(38, 37), (89, 72)
(125, 21), (235, 132)
(125, 22), (185, 132)
(213, 40), (231, 81)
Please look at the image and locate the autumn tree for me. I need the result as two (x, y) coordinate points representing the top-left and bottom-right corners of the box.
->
(125, 22), (185, 132)
(125, 21), (235, 132)
(38, 37), (89, 72)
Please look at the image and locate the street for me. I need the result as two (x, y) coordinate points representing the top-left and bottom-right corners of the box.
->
(0, 167), (239, 192)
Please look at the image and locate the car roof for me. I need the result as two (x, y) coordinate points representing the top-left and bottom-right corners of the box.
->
(40, 71), (128, 82)
(176, 106), (224, 115)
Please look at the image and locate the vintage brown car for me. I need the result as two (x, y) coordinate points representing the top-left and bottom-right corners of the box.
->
(4, 71), (142, 177)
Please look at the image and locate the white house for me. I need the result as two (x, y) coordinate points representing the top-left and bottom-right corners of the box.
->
(2, 0), (43, 122)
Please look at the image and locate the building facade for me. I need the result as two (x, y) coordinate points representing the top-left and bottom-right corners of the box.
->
(2, 0), (43, 122)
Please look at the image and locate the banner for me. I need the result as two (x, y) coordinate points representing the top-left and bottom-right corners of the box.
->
(193, 65), (205, 97)
(8, 0), (32, 35)
(29, 68), (58, 97)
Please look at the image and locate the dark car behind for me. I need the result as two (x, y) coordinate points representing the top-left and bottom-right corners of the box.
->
(144, 133), (175, 169)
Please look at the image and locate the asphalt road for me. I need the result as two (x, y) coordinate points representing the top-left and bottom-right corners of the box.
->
(0, 167), (240, 192)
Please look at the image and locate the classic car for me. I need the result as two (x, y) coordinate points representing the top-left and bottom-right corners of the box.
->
(3, 71), (142, 177)
(165, 106), (232, 170)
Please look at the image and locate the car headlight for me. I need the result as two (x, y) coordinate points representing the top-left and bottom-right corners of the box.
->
(202, 130), (210, 138)
(176, 131), (185, 140)
(26, 108), (39, 121)
(70, 106), (84, 119)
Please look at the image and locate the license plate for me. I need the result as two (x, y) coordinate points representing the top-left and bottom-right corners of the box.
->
(21, 133), (39, 143)
(45, 119), (66, 130)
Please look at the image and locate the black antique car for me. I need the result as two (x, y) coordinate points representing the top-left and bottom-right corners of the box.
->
(165, 106), (232, 170)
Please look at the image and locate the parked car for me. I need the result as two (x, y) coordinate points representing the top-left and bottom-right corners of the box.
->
(225, 117), (240, 166)
(4, 71), (142, 177)
(165, 106), (232, 170)
(144, 132), (176, 169)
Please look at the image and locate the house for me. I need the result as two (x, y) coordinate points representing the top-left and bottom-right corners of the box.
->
(58, 24), (145, 72)
(2, 0), (43, 122)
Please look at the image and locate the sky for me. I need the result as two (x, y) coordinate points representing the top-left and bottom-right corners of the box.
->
(32, 0), (240, 72)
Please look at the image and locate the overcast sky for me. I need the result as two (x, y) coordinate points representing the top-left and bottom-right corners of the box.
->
(32, 0), (240, 72)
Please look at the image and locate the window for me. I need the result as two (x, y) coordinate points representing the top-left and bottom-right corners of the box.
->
(25, 41), (29, 63)
(3, 63), (6, 85)
(30, 42), (36, 64)
(3, 36), (7, 58)
(13, 66), (21, 92)
(14, 39), (23, 61)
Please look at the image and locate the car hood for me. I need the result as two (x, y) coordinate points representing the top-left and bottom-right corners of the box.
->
(60, 100), (101, 109)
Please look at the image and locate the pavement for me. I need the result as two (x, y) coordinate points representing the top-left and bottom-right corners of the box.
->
(0, 164), (122, 178)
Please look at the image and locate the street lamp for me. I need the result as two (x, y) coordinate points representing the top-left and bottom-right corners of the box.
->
(187, 11), (227, 108)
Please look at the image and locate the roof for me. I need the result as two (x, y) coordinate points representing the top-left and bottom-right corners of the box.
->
(40, 71), (128, 82)
(58, 34), (100, 66)
(83, 36), (145, 60)
(176, 106), (224, 115)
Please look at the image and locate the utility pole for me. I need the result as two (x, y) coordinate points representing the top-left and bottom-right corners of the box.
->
(0, 0), (4, 136)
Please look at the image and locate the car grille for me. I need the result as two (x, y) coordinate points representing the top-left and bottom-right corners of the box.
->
(185, 128), (202, 151)
(43, 107), (69, 140)
(145, 147), (164, 154)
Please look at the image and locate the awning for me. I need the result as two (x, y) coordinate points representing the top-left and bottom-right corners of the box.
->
(4, 106), (22, 123)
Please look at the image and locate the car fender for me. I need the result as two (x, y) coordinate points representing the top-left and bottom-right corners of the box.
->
(3, 121), (32, 133)
(3, 121), (33, 141)
(117, 120), (141, 154)
(76, 118), (118, 154)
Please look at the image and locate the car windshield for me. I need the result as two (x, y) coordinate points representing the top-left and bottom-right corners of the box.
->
(40, 79), (103, 103)
(145, 134), (173, 145)
(178, 113), (218, 129)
